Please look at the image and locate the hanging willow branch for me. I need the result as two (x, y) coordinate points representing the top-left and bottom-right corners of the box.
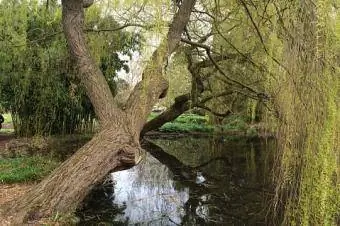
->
(180, 37), (267, 98)
(238, 0), (291, 75)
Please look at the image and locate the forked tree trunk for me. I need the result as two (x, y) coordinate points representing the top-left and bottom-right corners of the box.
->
(1, 0), (196, 223)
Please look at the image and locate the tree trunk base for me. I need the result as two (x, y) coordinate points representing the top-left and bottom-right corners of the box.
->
(1, 127), (143, 224)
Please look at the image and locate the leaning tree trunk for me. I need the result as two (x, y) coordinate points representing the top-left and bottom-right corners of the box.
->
(1, 0), (196, 224)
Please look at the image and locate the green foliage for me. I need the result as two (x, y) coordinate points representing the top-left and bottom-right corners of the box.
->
(174, 114), (208, 124)
(152, 113), (251, 134)
(0, 1), (139, 136)
(161, 52), (191, 108)
(264, 1), (340, 224)
(159, 121), (214, 133)
(85, 4), (141, 94)
(0, 156), (60, 183)
(147, 112), (160, 121)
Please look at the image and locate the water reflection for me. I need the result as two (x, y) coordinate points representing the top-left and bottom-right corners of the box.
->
(77, 136), (274, 225)
(110, 154), (189, 225)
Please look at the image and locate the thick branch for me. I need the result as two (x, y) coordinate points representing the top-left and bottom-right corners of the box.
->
(141, 89), (235, 135)
(141, 49), (236, 135)
(125, 0), (196, 134)
(141, 94), (191, 135)
(61, 0), (121, 123)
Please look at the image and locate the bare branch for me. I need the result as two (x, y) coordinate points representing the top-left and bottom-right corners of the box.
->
(181, 38), (261, 95)
(85, 23), (151, 33)
(239, 0), (267, 52)
(196, 104), (231, 117)
(199, 91), (234, 103)
(239, 0), (291, 75)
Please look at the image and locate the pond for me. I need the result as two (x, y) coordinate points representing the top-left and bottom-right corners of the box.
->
(76, 136), (275, 225)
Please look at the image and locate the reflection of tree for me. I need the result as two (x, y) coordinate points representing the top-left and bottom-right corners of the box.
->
(142, 138), (273, 225)
(76, 184), (129, 225)
(151, 136), (232, 168)
(78, 138), (273, 225)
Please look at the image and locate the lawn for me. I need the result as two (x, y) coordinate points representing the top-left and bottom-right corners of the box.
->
(0, 156), (60, 183)
(149, 113), (254, 134)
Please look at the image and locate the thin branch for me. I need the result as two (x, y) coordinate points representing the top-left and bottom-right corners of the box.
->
(213, 23), (279, 82)
(10, 23), (149, 48)
(239, 0), (291, 75)
(181, 38), (260, 95)
(196, 104), (231, 117)
(193, 54), (241, 69)
(239, 0), (267, 52)
(213, 25), (262, 69)
(199, 91), (234, 103)
(85, 23), (151, 33)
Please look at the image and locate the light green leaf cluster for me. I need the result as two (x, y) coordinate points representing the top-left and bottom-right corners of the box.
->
(268, 0), (339, 225)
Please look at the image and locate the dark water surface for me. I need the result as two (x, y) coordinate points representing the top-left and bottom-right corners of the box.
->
(77, 136), (275, 225)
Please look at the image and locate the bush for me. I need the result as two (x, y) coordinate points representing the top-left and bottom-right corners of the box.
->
(174, 114), (208, 124)
(159, 122), (214, 133)
(148, 113), (255, 135)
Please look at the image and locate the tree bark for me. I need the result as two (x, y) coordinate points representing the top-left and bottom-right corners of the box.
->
(141, 94), (191, 135)
(61, 0), (119, 124)
(1, 0), (196, 223)
(125, 0), (197, 134)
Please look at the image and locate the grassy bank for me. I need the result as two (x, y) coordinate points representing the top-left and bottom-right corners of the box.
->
(148, 113), (261, 137)
(0, 156), (60, 183)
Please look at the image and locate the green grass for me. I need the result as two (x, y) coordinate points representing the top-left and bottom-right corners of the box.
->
(150, 113), (253, 134)
(0, 156), (60, 183)
(159, 122), (214, 133)
(174, 114), (208, 124)
(0, 128), (15, 134)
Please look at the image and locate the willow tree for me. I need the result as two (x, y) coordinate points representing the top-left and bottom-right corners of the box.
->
(1, 0), (196, 223)
(267, 1), (339, 225)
